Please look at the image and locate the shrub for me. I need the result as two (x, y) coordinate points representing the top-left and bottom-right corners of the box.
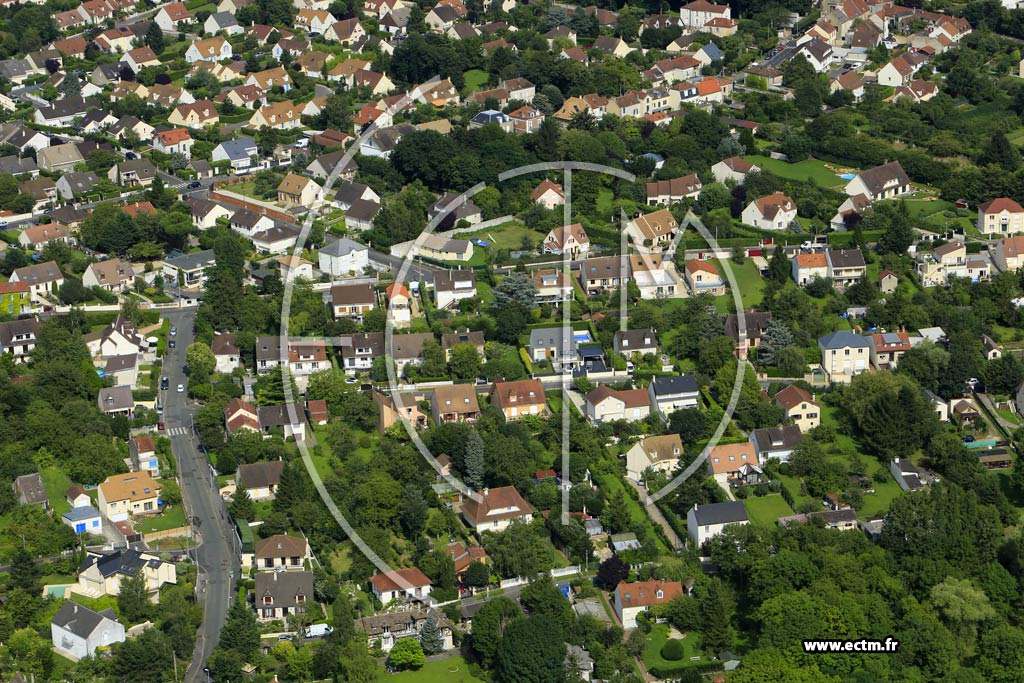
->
(661, 639), (685, 661)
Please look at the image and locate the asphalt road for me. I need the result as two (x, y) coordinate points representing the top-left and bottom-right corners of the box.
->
(162, 308), (240, 683)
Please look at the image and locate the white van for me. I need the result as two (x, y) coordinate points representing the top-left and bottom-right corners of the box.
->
(305, 624), (333, 639)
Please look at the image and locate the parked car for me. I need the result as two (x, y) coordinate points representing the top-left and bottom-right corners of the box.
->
(305, 624), (333, 639)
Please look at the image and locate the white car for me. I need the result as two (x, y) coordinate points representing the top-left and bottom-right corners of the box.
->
(177, 384), (185, 393)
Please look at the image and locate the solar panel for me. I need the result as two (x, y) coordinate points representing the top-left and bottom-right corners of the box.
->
(882, 332), (901, 344)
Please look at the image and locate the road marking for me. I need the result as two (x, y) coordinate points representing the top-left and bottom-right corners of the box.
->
(168, 426), (190, 436)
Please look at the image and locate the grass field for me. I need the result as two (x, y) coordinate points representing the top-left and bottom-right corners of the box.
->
(463, 69), (490, 94)
(461, 221), (543, 252)
(743, 494), (795, 526)
(745, 155), (847, 189)
(716, 258), (765, 311)
(40, 467), (74, 516)
(595, 473), (669, 553)
(390, 657), (484, 682)
(134, 507), (187, 534)
(643, 624), (707, 671)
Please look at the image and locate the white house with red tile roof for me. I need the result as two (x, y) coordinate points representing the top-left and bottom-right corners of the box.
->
(460, 486), (534, 533)
(683, 259), (725, 296)
(711, 156), (759, 184)
(154, 2), (191, 32)
(978, 198), (1024, 236)
(742, 192), (797, 230)
(542, 222), (590, 258)
(585, 386), (651, 423)
(532, 179), (564, 210)
(614, 580), (687, 628)
(369, 567), (432, 603)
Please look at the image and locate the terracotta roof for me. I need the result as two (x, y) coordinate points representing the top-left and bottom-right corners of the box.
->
(795, 253), (827, 268)
(684, 259), (718, 275)
(774, 384), (817, 410)
(531, 178), (564, 201)
(752, 192), (796, 220)
(630, 208), (678, 239)
(370, 567), (431, 592)
(615, 579), (683, 608)
(155, 128), (191, 146)
(647, 173), (701, 199)
(1000, 236), (1024, 258)
(708, 442), (757, 474)
(133, 436), (155, 453)
(587, 386), (650, 409)
(489, 379), (546, 410)
(980, 198), (1024, 214)
(719, 156), (755, 173)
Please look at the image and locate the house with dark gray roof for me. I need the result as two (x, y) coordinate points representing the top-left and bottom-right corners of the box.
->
(749, 424), (803, 463)
(51, 601), (125, 660)
(319, 236), (369, 275)
(163, 249), (216, 289)
(236, 460), (285, 500)
(254, 569), (313, 621)
(56, 171), (100, 199)
(13, 472), (48, 508)
(0, 318), (40, 363)
(844, 161), (911, 202)
(613, 328), (659, 358)
(686, 501), (749, 546)
(724, 310), (772, 358)
(648, 375), (700, 417)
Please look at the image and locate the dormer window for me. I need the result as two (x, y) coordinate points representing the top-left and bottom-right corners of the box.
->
(656, 589), (663, 599)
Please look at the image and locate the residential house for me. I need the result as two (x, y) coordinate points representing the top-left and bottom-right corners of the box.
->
(204, 11), (243, 35)
(0, 282), (31, 317)
(532, 179), (565, 210)
(331, 282), (376, 320)
(97, 471), (160, 522)
(51, 602), (125, 661)
(19, 177), (59, 211)
(818, 330), (871, 384)
(982, 334), (1002, 360)
(798, 38), (833, 72)
(129, 436), (158, 474)
(34, 97), (89, 127)
(18, 223), (70, 251)
(527, 326), (579, 372)
(37, 143), (84, 173)
(249, 101), (303, 130)
(108, 159), (157, 187)
(749, 425), (803, 463)
(709, 441), (763, 487)
(374, 389), (428, 432)
(254, 571), (313, 621)
(461, 486), (534, 533)
(389, 332), (434, 374)
(441, 330), (485, 362)
(319, 237), (369, 276)
(153, 128), (194, 159)
(684, 260), (725, 296)
(686, 500), (749, 546)
(993, 235), (1024, 272)
(711, 156), (759, 184)
(870, 331), (911, 370)
(369, 567), (432, 603)
(680, 0), (731, 29)
(586, 386), (651, 423)
(277, 173), (322, 205)
(890, 458), (936, 492)
(230, 209), (274, 238)
(773, 384), (820, 432)
(877, 52), (927, 87)
(250, 534), (310, 571)
(826, 248), (867, 290)
(384, 282), (413, 327)
(433, 269), (477, 309)
(236, 460), (285, 501)
(533, 269), (574, 303)
(121, 46), (160, 73)
(977, 198), (1024, 236)
(613, 580), (685, 629)
(793, 252), (828, 287)
(340, 332), (384, 374)
(647, 375), (700, 418)
(224, 398), (260, 435)
(56, 171), (100, 200)
(646, 174), (702, 205)
(154, 2), (191, 31)
(358, 609), (453, 653)
(593, 35), (631, 57)
(613, 328), (659, 359)
(844, 161), (911, 201)
(288, 340), (328, 378)
(489, 379), (548, 421)
(626, 208), (679, 252)
(13, 472), (48, 508)
(431, 384), (481, 423)
(11, 261), (64, 301)
(625, 433), (683, 482)
(62, 506), (103, 535)
(86, 315), (145, 359)
(742, 192), (797, 230)
(508, 105), (544, 134)
(581, 256), (629, 294)
(168, 100), (220, 129)
(82, 259), (134, 293)
(212, 333), (240, 374)
(878, 269), (899, 294)
(417, 234), (474, 262)
(163, 249), (217, 289)
(76, 549), (176, 596)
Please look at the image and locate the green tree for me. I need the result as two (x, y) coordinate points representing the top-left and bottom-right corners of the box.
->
(219, 599), (261, 659)
(494, 271), (538, 309)
(471, 597), (523, 667)
(186, 341), (216, 382)
(767, 246), (791, 284)
(930, 577), (996, 655)
(388, 638), (425, 670)
(698, 577), (733, 654)
(668, 408), (709, 443)
(984, 131), (1020, 171)
(419, 610), (444, 654)
(118, 571), (151, 623)
(495, 614), (566, 683)
(398, 484), (428, 537)
(463, 429), (485, 490)
(9, 547), (40, 593)
(449, 342), (482, 381)
(229, 487), (255, 521)
(465, 560), (490, 589)
(758, 320), (793, 366)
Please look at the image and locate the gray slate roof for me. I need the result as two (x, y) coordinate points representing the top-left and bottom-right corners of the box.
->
(691, 500), (748, 525)
(52, 601), (119, 638)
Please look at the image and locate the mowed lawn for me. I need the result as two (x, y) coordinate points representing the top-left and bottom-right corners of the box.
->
(744, 494), (795, 526)
(40, 467), (74, 515)
(745, 155), (846, 190)
(134, 507), (188, 534)
(643, 624), (707, 671)
(715, 258), (765, 312)
(389, 657), (484, 683)
(460, 221), (544, 251)
(463, 69), (489, 94)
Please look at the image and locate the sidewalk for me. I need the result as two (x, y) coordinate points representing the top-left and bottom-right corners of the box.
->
(625, 478), (685, 551)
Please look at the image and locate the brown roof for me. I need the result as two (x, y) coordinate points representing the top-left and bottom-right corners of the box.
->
(237, 460), (284, 489)
(370, 567), (431, 592)
(646, 174), (701, 200)
(980, 198), (1024, 214)
(1001, 236), (1024, 259)
(211, 333), (239, 356)
(461, 485), (534, 526)
(288, 340), (328, 363)
(441, 330), (485, 350)
(774, 384), (817, 410)
(489, 379), (546, 410)
(445, 542), (486, 572)
(587, 386), (650, 409)
(331, 282), (376, 306)
(99, 471), (159, 504)
(795, 253), (827, 268)
(432, 384), (480, 414)
(254, 534), (307, 559)
(638, 434), (683, 463)
(307, 399), (329, 422)
(752, 192), (796, 220)
(615, 580), (683, 608)
(630, 208), (678, 239)
(133, 436), (155, 453)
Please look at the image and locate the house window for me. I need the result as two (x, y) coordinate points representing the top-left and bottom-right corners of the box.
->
(263, 608), (274, 618)
(264, 596), (273, 605)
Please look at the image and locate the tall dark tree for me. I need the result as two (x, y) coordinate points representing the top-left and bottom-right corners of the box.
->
(9, 548), (40, 593)
(118, 572), (150, 623)
(145, 21), (165, 53)
(219, 599), (261, 659)
(984, 132), (1020, 171)
(698, 577), (733, 654)
(399, 484), (428, 537)
(495, 614), (566, 683)
(596, 555), (629, 590)
(471, 597), (523, 667)
(767, 245), (791, 285)
(419, 610), (444, 654)
(229, 487), (255, 521)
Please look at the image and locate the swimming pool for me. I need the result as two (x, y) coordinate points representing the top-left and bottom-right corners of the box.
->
(574, 330), (593, 343)
(840, 173), (856, 180)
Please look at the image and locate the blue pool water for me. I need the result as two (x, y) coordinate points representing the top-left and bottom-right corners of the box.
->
(840, 173), (856, 180)
(574, 331), (593, 343)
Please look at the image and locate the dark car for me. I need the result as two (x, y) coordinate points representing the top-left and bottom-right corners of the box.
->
(963, 435), (976, 443)
(188, 181), (202, 189)
(160, 376), (169, 390)
(125, 151), (137, 160)
(168, 339), (176, 349)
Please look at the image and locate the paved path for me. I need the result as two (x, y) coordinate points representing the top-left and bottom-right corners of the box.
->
(625, 478), (685, 552)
